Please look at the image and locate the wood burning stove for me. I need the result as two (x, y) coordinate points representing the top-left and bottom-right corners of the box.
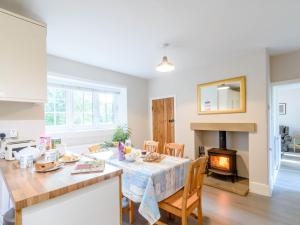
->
(207, 131), (237, 182)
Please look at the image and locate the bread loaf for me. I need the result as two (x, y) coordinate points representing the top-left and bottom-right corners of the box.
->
(35, 161), (57, 171)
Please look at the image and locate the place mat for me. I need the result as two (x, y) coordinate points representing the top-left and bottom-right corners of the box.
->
(71, 160), (105, 175)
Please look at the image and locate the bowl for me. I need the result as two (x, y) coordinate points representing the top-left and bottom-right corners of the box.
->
(125, 153), (136, 162)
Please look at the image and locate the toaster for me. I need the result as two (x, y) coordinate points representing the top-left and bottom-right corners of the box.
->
(4, 140), (36, 161)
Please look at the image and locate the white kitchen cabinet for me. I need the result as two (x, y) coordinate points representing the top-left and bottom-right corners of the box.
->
(0, 8), (47, 103)
(0, 174), (12, 224)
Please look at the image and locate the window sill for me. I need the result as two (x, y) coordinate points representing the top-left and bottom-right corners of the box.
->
(46, 128), (115, 146)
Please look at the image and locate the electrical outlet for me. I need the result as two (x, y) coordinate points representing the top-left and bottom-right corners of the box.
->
(9, 129), (18, 138)
(0, 130), (18, 139)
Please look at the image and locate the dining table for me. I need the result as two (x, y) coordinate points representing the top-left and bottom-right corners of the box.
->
(88, 148), (191, 224)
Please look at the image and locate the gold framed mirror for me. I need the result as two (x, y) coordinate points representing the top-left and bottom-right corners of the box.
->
(197, 76), (246, 114)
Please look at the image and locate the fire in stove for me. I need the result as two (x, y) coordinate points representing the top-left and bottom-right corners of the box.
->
(210, 155), (230, 170)
(206, 131), (238, 182)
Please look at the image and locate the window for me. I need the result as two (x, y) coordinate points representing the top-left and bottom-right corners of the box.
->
(72, 90), (93, 126)
(45, 87), (67, 127)
(45, 76), (127, 132)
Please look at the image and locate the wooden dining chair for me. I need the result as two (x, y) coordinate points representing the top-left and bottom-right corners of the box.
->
(122, 194), (134, 224)
(164, 143), (185, 158)
(156, 156), (208, 225)
(144, 140), (159, 153)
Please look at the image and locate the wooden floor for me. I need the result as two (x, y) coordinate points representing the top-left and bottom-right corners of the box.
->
(123, 157), (300, 225)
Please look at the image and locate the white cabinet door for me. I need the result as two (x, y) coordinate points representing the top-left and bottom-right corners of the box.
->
(0, 10), (47, 103)
(0, 174), (12, 223)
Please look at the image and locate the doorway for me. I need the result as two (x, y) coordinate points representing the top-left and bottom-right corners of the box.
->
(271, 81), (300, 188)
(151, 97), (175, 153)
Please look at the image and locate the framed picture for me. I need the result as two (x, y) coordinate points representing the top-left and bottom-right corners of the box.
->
(279, 103), (286, 115)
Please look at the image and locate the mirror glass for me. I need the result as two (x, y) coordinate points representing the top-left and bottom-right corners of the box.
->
(197, 76), (246, 114)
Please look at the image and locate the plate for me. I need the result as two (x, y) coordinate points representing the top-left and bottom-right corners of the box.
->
(59, 157), (80, 163)
(125, 158), (136, 162)
(34, 164), (64, 173)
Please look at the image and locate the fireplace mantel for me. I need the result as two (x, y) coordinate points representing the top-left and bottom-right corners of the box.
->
(190, 123), (256, 132)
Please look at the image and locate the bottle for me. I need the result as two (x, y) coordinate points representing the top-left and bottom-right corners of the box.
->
(118, 142), (125, 161)
(125, 139), (132, 153)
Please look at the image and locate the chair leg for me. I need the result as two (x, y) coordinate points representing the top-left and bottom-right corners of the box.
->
(129, 200), (134, 224)
(182, 214), (188, 225)
(197, 199), (203, 225)
(168, 212), (175, 220)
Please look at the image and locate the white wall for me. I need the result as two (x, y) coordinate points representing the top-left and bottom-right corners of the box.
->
(271, 50), (300, 83)
(0, 102), (44, 141)
(277, 86), (300, 137)
(47, 55), (149, 148)
(148, 49), (270, 196)
(0, 55), (149, 148)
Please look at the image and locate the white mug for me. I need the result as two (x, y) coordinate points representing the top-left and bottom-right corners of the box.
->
(19, 154), (34, 169)
(45, 150), (59, 162)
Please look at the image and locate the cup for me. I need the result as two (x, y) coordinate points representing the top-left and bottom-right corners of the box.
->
(37, 143), (46, 155)
(26, 155), (34, 168)
(141, 150), (147, 156)
(19, 154), (34, 169)
(45, 149), (59, 162)
(19, 155), (27, 169)
(56, 144), (66, 156)
(125, 146), (132, 154)
(51, 138), (62, 149)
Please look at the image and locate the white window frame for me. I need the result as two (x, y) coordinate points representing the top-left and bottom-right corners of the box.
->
(45, 73), (127, 134)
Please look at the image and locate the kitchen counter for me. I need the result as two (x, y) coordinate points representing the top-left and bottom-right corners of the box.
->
(0, 159), (122, 225)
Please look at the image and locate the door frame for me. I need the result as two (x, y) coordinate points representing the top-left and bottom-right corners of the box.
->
(269, 78), (300, 189)
(149, 95), (177, 142)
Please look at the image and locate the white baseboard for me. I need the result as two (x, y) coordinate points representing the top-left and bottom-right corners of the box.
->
(269, 161), (281, 195)
(271, 167), (280, 188)
(249, 182), (271, 196)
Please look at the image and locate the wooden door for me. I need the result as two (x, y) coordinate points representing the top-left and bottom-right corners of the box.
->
(152, 97), (175, 153)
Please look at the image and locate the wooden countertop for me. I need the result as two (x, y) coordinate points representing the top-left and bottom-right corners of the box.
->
(0, 159), (122, 210)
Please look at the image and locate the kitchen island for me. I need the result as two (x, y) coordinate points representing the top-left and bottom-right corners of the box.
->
(0, 159), (122, 225)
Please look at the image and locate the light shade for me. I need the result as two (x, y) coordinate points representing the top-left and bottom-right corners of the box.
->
(218, 84), (230, 90)
(156, 56), (175, 72)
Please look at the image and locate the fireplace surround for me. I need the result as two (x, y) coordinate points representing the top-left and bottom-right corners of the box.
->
(191, 122), (256, 178)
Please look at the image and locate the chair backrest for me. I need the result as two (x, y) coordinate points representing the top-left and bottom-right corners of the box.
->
(143, 140), (159, 153)
(182, 156), (208, 209)
(164, 143), (185, 158)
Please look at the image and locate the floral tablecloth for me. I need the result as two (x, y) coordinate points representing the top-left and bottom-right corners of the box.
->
(109, 155), (191, 224)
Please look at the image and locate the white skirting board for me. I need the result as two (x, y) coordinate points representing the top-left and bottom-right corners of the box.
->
(250, 181), (271, 197)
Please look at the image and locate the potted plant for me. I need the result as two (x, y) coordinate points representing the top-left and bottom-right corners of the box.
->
(112, 125), (132, 146)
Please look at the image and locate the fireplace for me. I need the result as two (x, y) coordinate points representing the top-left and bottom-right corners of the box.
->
(207, 131), (237, 182)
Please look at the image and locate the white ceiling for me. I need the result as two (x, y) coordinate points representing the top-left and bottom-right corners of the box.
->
(1, 0), (300, 79)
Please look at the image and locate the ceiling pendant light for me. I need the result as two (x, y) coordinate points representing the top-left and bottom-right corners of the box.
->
(156, 43), (175, 72)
